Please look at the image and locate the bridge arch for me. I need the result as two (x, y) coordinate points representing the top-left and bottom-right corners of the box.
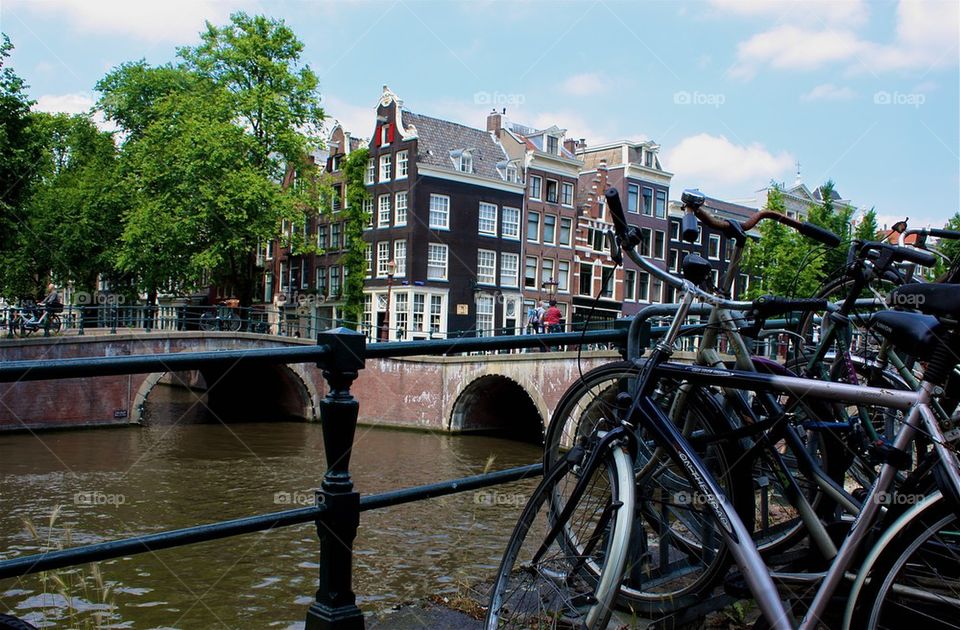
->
(134, 363), (318, 424)
(449, 375), (545, 444)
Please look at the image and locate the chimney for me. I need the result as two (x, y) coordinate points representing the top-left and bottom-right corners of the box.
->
(563, 138), (576, 154)
(486, 109), (502, 136)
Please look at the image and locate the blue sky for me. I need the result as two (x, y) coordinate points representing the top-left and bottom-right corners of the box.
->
(4, 0), (958, 228)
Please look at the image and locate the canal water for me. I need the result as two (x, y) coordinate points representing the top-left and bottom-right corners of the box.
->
(0, 385), (541, 628)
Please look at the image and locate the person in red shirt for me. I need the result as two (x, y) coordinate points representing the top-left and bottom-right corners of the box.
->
(542, 300), (562, 333)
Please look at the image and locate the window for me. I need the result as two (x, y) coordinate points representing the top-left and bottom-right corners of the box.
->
(501, 253), (519, 287)
(378, 194), (391, 227)
(365, 158), (375, 184)
(365, 243), (372, 276)
(627, 184), (640, 213)
(530, 175), (542, 200)
(525, 257), (537, 288)
(527, 211), (540, 241)
(559, 217), (572, 246)
(397, 150), (408, 178)
(654, 230), (665, 259)
(505, 163), (519, 183)
(645, 150), (654, 168)
(557, 260), (570, 292)
(640, 228), (652, 257)
(430, 295), (443, 334)
(561, 182), (574, 206)
(541, 258), (555, 287)
(642, 187), (653, 216)
(502, 207), (520, 239)
(592, 228), (606, 252)
(394, 240), (406, 276)
(376, 241), (390, 277)
(266, 240), (274, 260)
(330, 222), (342, 250)
(543, 215), (557, 244)
(655, 191), (667, 219)
(363, 198), (374, 229)
(478, 202), (497, 236)
(695, 225), (703, 245)
(579, 263), (593, 295)
(600, 266), (614, 298)
(708, 234), (721, 260)
(379, 154), (392, 181)
(546, 179), (559, 203)
(317, 224), (327, 249)
(546, 135), (559, 154)
(724, 238), (736, 261)
(395, 191), (407, 226)
(331, 185), (342, 212)
(652, 279), (663, 303)
(412, 293), (425, 333)
(624, 269), (636, 301)
(459, 152), (473, 173)
(477, 249), (497, 285)
(711, 268), (720, 287)
(394, 292), (408, 339)
(429, 194), (449, 229)
(638, 272), (649, 301)
(669, 249), (679, 272)
(380, 124), (391, 146)
(670, 220), (680, 241)
(315, 267), (327, 295)
(330, 266), (341, 297)
(476, 294), (494, 336)
(427, 243), (448, 280)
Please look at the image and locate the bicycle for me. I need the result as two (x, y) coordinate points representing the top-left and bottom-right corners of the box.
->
(488, 188), (960, 629)
(199, 300), (242, 332)
(14, 304), (63, 336)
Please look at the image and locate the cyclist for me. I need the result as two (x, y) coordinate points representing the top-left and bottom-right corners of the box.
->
(542, 300), (562, 333)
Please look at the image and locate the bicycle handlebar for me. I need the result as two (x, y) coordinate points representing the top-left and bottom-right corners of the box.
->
(859, 240), (937, 267)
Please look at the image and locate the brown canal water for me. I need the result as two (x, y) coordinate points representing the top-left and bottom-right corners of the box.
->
(0, 385), (541, 629)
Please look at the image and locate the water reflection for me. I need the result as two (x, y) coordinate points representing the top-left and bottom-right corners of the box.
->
(0, 419), (540, 628)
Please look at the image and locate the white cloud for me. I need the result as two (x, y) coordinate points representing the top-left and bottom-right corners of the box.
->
(709, 0), (868, 24)
(801, 83), (857, 101)
(32, 92), (118, 132)
(11, 0), (248, 43)
(728, 0), (958, 78)
(322, 96), (376, 143)
(559, 73), (609, 97)
(665, 134), (794, 195)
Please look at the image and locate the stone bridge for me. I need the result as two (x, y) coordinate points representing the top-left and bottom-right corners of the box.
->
(0, 332), (620, 441)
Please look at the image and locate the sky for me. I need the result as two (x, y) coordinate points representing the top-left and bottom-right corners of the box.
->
(3, 0), (958, 229)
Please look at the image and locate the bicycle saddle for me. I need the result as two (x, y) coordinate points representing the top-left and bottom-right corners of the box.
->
(864, 310), (946, 360)
(889, 283), (960, 321)
(681, 189), (705, 209)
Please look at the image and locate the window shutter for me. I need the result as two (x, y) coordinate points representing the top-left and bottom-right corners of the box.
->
(387, 123), (395, 143)
(375, 126), (382, 146)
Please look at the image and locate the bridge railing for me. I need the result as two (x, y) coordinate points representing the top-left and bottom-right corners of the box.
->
(0, 325), (628, 629)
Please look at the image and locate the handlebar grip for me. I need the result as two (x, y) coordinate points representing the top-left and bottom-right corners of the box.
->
(681, 211), (699, 243)
(605, 187), (629, 242)
(894, 245), (937, 267)
(798, 222), (841, 247)
(926, 228), (960, 240)
(751, 295), (829, 319)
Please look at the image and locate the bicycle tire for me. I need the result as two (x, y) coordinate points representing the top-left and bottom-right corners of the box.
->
(543, 361), (753, 615)
(0, 614), (38, 630)
(224, 310), (241, 332)
(848, 497), (960, 629)
(199, 311), (217, 332)
(48, 314), (62, 334)
(486, 438), (635, 629)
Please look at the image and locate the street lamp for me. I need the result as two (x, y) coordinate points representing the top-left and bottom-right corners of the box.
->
(383, 260), (397, 342)
(541, 278), (558, 302)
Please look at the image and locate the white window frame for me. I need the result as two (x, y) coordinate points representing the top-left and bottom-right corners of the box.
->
(363, 198), (374, 230)
(395, 191), (407, 226)
(624, 269), (636, 301)
(561, 182), (574, 206)
(396, 150), (408, 179)
(378, 194), (391, 227)
(427, 243), (448, 280)
(429, 194), (450, 230)
(557, 260), (570, 292)
(394, 240), (406, 277)
(379, 153), (392, 182)
(500, 252), (519, 288)
(708, 234), (721, 260)
(476, 294), (494, 337)
(460, 152), (473, 173)
(501, 206), (520, 240)
(377, 241), (390, 277)
(529, 175), (542, 200)
(478, 202), (498, 236)
(365, 158), (375, 184)
(477, 249), (497, 285)
(365, 243), (372, 277)
(559, 217), (572, 246)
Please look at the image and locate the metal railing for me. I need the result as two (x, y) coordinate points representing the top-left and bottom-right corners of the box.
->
(0, 325), (628, 629)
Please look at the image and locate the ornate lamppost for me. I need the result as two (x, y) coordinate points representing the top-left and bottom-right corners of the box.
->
(383, 260), (396, 342)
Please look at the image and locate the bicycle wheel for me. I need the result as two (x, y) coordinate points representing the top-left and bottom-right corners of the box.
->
(48, 314), (62, 334)
(199, 311), (218, 331)
(544, 361), (753, 615)
(849, 498), (960, 629)
(224, 310), (241, 331)
(486, 438), (635, 629)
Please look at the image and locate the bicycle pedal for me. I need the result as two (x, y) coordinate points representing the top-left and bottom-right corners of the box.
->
(722, 571), (751, 599)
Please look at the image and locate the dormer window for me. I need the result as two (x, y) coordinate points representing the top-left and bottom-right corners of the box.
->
(506, 164), (518, 183)
(380, 124), (391, 146)
(644, 150), (653, 168)
(546, 135), (559, 155)
(460, 152), (473, 173)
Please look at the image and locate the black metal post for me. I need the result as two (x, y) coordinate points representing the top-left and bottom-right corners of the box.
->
(305, 327), (366, 630)
(77, 304), (85, 335)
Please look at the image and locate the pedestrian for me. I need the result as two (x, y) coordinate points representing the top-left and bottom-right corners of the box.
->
(526, 303), (541, 335)
(543, 300), (562, 334)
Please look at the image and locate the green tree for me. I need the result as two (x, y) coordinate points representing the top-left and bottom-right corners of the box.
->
(742, 184), (824, 298)
(95, 62), (196, 142)
(855, 207), (880, 241)
(807, 180), (854, 279)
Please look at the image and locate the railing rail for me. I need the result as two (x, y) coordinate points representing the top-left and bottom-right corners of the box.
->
(0, 326), (624, 629)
